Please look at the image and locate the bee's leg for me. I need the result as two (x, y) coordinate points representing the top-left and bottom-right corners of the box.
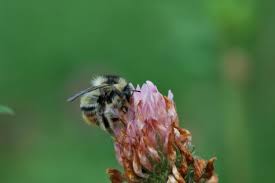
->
(99, 114), (113, 136)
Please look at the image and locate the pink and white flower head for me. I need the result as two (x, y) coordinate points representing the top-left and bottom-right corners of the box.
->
(107, 81), (217, 183)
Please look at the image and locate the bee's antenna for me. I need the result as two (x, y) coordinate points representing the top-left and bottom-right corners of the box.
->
(67, 84), (109, 102)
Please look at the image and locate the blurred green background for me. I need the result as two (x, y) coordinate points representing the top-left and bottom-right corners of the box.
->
(1, 0), (275, 182)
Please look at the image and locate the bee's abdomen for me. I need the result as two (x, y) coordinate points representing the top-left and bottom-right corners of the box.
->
(81, 105), (98, 125)
(80, 106), (96, 111)
(82, 112), (97, 125)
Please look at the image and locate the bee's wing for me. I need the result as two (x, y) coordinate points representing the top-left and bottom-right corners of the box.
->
(67, 84), (109, 102)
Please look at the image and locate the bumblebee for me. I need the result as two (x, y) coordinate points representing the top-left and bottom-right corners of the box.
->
(68, 75), (135, 135)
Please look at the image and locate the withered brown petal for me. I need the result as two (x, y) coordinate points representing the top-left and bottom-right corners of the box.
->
(106, 168), (125, 183)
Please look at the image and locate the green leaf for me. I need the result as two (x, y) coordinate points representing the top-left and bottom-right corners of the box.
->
(0, 105), (14, 115)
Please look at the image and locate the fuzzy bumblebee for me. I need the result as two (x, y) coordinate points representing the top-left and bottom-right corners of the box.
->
(68, 75), (135, 135)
